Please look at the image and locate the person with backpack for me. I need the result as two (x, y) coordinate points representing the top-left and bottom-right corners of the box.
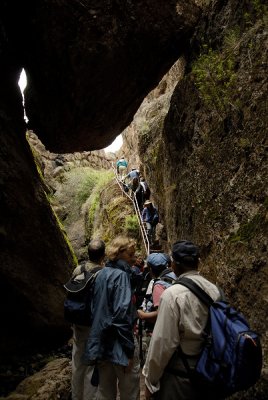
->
(137, 252), (176, 327)
(134, 181), (145, 211)
(116, 156), (128, 179)
(142, 240), (221, 400)
(137, 253), (176, 368)
(140, 176), (151, 201)
(83, 236), (140, 400)
(141, 200), (159, 245)
(70, 239), (106, 400)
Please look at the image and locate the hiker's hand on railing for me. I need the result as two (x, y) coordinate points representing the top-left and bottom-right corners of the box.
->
(137, 309), (146, 320)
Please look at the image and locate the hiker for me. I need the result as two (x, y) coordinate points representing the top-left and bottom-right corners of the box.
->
(71, 239), (106, 400)
(132, 253), (145, 275)
(141, 200), (159, 245)
(142, 240), (221, 400)
(123, 168), (140, 196)
(134, 261), (152, 310)
(83, 236), (140, 400)
(116, 156), (128, 179)
(140, 177), (151, 201)
(137, 253), (176, 355)
(124, 167), (139, 181)
(134, 181), (145, 210)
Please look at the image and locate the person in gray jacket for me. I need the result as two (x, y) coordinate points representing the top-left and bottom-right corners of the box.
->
(143, 240), (221, 400)
(71, 239), (106, 400)
(84, 236), (140, 400)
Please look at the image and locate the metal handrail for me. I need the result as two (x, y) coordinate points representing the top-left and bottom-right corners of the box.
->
(133, 192), (150, 256)
(112, 164), (150, 256)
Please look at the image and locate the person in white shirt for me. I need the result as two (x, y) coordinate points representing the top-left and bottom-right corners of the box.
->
(142, 240), (221, 400)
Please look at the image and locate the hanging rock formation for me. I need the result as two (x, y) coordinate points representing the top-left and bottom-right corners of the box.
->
(9, 0), (200, 152)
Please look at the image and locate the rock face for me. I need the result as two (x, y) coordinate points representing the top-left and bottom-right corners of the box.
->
(0, 114), (76, 358)
(5, 358), (71, 400)
(136, 1), (268, 397)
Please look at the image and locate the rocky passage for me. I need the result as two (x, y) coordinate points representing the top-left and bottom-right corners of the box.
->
(0, 0), (267, 398)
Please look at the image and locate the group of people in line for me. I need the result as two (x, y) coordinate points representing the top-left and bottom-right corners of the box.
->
(70, 236), (221, 400)
(116, 156), (159, 245)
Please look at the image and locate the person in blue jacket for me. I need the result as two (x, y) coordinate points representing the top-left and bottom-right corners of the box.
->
(142, 200), (159, 245)
(83, 236), (140, 400)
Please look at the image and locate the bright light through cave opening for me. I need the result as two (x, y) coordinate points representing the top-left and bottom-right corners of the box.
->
(18, 69), (28, 122)
(17, 68), (123, 153)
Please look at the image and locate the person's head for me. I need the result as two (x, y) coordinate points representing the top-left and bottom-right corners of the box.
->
(134, 253), (145, 269)
(146, 252), (169, 277)
(106, 236), (136, 266)
(171, 240), (200, 275)
(143, 200), (152, 208)
(87, 239), (106, 263)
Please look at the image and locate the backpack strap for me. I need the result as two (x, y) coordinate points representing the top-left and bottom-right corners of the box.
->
(175, 277), (214, 308)
(80, 264), (86, 274)
(169, 277), (214, 379)
(159, 268), (171, 279)
(79, 263), (101, 276)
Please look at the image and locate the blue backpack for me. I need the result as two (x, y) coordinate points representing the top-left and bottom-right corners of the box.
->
(63, 264), (101, 326)
(176, 277), (262, 398)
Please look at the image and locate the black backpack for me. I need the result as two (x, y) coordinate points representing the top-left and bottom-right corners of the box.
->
(175, 277), (263, 398)
(63, 264), (102, 326)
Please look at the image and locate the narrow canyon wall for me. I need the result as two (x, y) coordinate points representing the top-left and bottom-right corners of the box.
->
(0, 80), (76, 358)
(137, 1), (267, 397)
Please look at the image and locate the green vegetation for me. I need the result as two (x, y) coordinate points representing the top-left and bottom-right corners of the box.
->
(244, 0), (268, 25)
(192, 38), (238, 115)
(229, 214), (262, 243)
(138, 121), (151, 153)
(238, 138), (251, 149)
(75, 168), (101, 205)
(45, 192), (78, 266)
(124, 215), (140, 239)
(55, 167), (110, 223)
(87, 170), (114, 238)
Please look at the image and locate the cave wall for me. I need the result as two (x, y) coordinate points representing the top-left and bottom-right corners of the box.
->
(138, 1), (267, 397)
(0, 73), (76, 358)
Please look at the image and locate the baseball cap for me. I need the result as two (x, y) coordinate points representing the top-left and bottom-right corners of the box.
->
(146, 252), (169, 273)
(172, 240), (199, 263)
